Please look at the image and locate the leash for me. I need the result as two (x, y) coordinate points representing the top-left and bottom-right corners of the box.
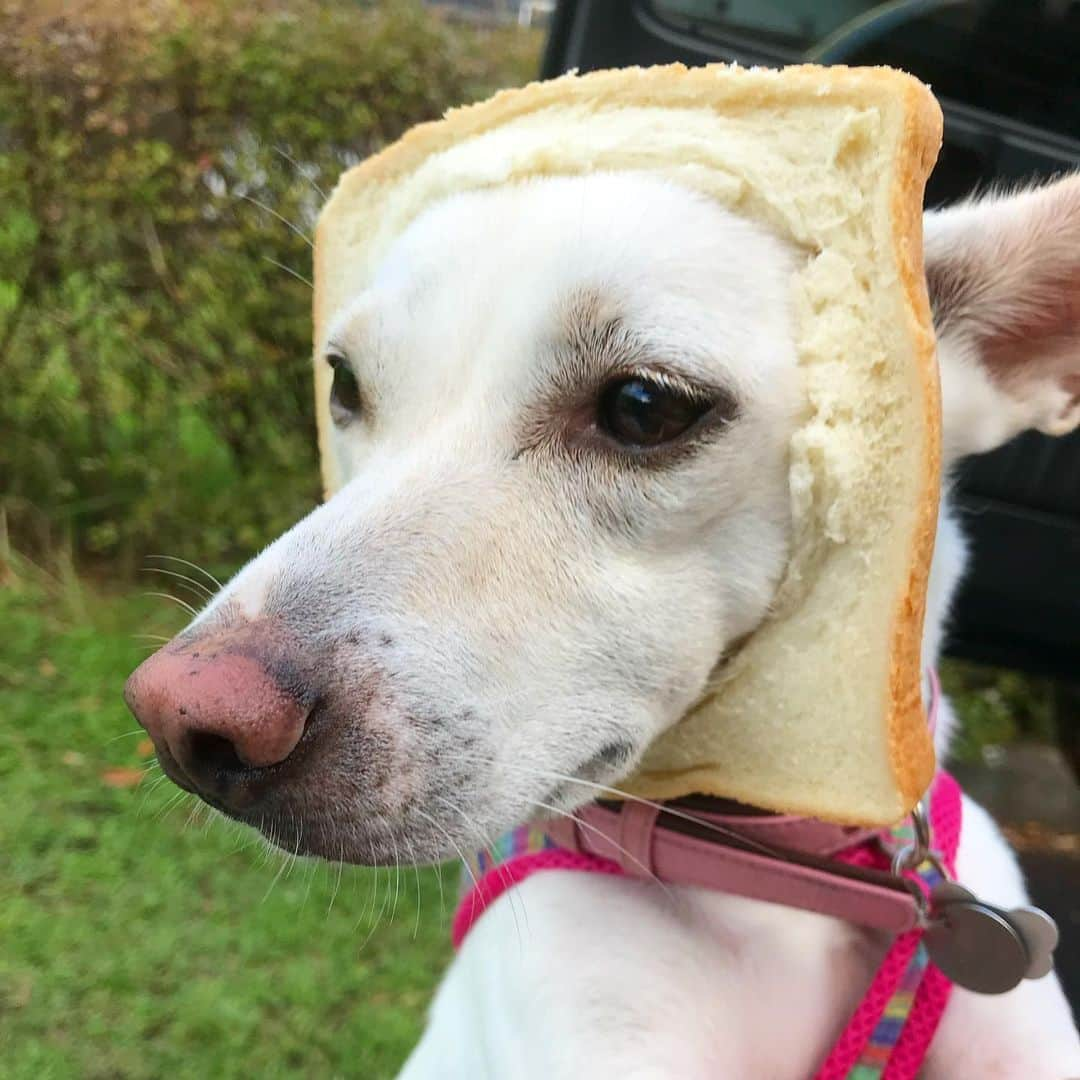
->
(452, 673), (1060, 1078)
(814, 770), (959, 1079)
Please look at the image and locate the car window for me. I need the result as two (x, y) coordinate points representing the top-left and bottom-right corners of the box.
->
(651, 1), (884, 48)
(648, 1), (1080, 138)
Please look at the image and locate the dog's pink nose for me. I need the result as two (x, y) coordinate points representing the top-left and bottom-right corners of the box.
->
(124, 631), (313, 794)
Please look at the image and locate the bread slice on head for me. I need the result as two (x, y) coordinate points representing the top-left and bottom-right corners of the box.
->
(313, 63), (944, 825)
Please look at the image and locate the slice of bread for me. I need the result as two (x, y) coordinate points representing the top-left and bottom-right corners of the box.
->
(314, 63), (943, 825)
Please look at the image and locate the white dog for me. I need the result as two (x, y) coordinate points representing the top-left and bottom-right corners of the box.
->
(126, 172), (1080, 1078)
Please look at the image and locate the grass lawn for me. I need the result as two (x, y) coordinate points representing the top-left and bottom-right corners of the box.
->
(0, 567), (453, 1079)
(1, 559), (1065, 1078)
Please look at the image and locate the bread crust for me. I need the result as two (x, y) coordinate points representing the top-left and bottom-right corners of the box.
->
(883, 79), (942, 810)
(313, 63), (944, 823)
(320, 63), (934, 199)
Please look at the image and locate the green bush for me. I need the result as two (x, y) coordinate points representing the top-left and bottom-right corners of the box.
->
(0, 0), (540, 572)
(939, 658), (1059, 763)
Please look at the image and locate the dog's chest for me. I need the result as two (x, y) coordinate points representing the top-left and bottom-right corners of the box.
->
(452, 870), (887, 1078)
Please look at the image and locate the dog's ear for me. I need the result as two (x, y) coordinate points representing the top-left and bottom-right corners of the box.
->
(925, 174), (1080, 461)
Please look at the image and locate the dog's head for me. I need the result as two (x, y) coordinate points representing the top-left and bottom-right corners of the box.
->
(125, 173), (1080, 863)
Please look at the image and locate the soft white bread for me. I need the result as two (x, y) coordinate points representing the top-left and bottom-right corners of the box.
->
(313, 63), (944, 825)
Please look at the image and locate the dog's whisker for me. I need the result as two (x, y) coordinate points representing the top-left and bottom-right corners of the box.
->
(288, 817), (303, 882)
(141, 591), (200, 619)
(146, 554), (224, 592)
(529, 796), (673, 904)
(267, 821), (282, 869)
(432, 857), (446, 924)
(284, 818), (296, 878)
(384, 833), (398, 927)
(357, 813), (394, 946)
(414, 805), (481, 896)
(262, 850), (291, 903)
(474, 819), (531, 947)
(403, 832), (424, 941)
(183, 798), (204, 832)
(273, 144), (327, 199)
(135, 771), (170, 817)
(437, 854), (449, 905)
(154, 787), (189, 823)
(415, 807), (474, 886)
(240, 193), (314, 248)
(357, 864), (383, 942)
(454, 752), (782, 861)
(405, 808), (449, 926)
(376, 862), (393, 932)
(140, 566), (216, 601)
(300, 846), (317, 911)
(266, 835), (285, 877)
(131, 633), (172, 644)
(141, 768), (167, 789)
(223, 820), (244, 852)
(389, 827), (403, 927)
(430, 794), (528, 950)
(415, 800), (508, 945)
(361, 863), (394, 950)
(222, 818), (244, 852)
(257, 819), (276, 869)
(262, 255), (313, 290)
(231, 817), (263, 856)
(309, 855), (320, 908)
(104, 727), (148, 745)
(353, 827), (381, 934)
(328, 838), (346, 916)
(148, 783), (180, 818)
(144, 578), (211, 607)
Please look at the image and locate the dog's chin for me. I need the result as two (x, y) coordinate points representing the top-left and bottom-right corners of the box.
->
(246, 765), (639, 866)
(221, 811), (451, 866)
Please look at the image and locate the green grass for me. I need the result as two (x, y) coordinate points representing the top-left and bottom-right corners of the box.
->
(0, 566), (453, 1080)
(1, 560), (1064, 1078)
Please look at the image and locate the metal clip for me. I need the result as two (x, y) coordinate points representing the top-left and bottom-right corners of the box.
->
(888, 800), (949, 879)
(880, 800), (950, 927)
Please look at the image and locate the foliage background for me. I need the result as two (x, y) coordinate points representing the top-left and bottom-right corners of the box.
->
(0, 0), (538, 569)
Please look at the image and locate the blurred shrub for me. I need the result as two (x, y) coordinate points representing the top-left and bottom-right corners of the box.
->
(940, 658), (1059, 763)
(0, 0), (540, 571)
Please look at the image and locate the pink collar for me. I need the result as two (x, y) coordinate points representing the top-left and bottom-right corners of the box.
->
(453, 672), (961, 1079)
(455, 670), (951, 943)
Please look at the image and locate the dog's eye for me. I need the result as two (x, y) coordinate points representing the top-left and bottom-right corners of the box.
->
(597, 377), (712, 449)
(327, 353), (362, 424)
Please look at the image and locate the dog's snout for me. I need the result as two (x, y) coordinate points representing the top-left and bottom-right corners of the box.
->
(124, 629), (314, 801)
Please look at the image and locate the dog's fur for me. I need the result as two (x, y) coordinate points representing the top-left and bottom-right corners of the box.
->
(179, 172), (1080, 1077)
